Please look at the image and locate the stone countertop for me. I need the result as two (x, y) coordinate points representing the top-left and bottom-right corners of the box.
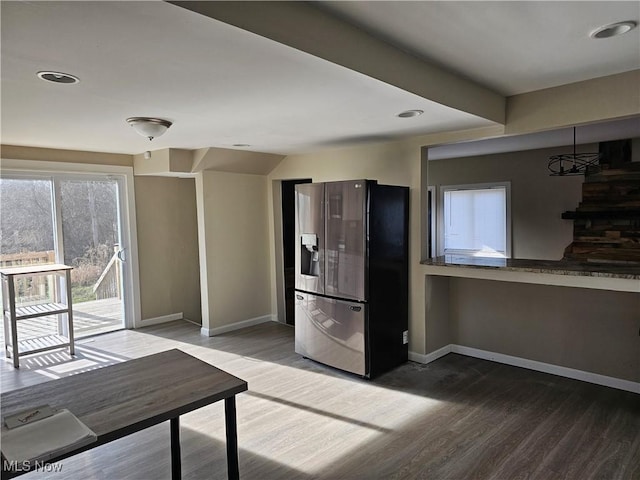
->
(421, 255), (640, 280)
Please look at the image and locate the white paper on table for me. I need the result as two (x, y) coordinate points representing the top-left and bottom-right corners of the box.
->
(1, 408), (97, 466)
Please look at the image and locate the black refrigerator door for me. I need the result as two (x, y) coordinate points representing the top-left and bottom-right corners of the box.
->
(367, 183), (409, 376)
(324, 180), (367, 301)
(294, 291), (367, 376)
(295, 183), (325, 295)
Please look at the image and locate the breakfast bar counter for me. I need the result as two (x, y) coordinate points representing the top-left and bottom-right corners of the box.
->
(421, 255), (640, 292)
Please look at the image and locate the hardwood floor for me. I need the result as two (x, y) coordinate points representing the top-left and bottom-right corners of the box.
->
(2, 320), (638, 479)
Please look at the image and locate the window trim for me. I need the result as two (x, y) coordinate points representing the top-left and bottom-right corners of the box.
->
(425, 186), (437, 259)
(436, 181), (512, 258)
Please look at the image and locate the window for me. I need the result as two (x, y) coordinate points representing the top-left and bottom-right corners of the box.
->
(1, 173), (131, 337)
(440, 182), (510, 257)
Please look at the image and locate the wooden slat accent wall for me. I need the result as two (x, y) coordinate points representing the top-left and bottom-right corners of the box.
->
(563, 163), (640, 262)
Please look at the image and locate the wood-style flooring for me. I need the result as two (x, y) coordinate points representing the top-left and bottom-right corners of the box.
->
(1, 320), (638, 479)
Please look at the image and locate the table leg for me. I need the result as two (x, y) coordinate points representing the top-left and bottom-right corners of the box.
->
(225, 397), (240, 480)
(171, 417), (181, 480)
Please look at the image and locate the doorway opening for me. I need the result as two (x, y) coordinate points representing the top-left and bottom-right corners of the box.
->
(0, 174), (129, 340)
(281, 178), (311, 325)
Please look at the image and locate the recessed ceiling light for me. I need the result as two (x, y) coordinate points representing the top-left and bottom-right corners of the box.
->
(233, 144), (251, 147)
(397, 110), (424, 118)
(37, 71), (80, 84)
(590, 21), (637, 39)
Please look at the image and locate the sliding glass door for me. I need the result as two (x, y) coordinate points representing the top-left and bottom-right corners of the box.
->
(0, 178), (56, 266)
(58, 178), (125, 336)
(0, 174), (128, 338)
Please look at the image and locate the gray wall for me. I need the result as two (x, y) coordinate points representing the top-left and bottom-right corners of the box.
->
(134, 176), (202, 323)
(424, 144), (640, 383)
(426, 145), (586, 260)
(450, 279), (640, 382)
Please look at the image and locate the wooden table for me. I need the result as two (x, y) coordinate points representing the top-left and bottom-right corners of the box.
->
(0, 349), (248, 479)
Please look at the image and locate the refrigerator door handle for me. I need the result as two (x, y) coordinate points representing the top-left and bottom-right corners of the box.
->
(296, 294), (304, 300)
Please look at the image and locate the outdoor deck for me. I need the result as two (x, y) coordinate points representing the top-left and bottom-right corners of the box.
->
(73, 297), (123, 337)
(1, 297), (123, 344)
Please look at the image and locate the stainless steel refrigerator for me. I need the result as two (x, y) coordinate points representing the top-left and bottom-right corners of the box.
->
(294, 180), (409, 378)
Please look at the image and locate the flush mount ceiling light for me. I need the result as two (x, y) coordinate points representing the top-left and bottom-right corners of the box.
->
(397, 109), (424, 118)
(548, 127), (601, 176)
(590, 21), (637, 39)
(37, 71), (80, 84)
(126, 117), (172, 141)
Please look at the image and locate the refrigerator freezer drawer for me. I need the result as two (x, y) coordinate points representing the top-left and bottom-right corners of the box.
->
(294, 292), (366, 376)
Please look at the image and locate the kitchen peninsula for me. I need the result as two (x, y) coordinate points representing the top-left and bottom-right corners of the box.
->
(419, 255), (640, 393)
(422, 255), (640, 292)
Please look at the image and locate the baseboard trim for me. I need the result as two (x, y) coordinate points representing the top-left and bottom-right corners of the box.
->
(409, 344), (451, 364)
(410, 343), (639, 394)
(200, 314), (276, 337)
(182, 317), (202, 327)
(138, 312), (183, 327)
(451, 345), (640, 394)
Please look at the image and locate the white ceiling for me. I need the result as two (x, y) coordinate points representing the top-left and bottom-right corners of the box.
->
(1, 1), (639, 157)
(319, 1), (640, 96)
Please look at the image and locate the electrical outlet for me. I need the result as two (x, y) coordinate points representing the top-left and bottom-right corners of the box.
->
(402, 330), (408, 345)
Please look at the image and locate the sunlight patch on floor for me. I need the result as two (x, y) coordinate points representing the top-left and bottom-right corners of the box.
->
(46, 358), (99, 374)
(182, 363), (447, 476)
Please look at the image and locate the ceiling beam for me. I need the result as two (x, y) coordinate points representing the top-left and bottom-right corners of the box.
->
(170, 1), (505, 125)
(506, 70), (640, 135)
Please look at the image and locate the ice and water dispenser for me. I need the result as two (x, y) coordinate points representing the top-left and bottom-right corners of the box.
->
(300, 233), (320, 277)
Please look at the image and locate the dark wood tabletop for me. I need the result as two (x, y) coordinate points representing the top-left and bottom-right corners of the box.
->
(1, 349), (248, 476)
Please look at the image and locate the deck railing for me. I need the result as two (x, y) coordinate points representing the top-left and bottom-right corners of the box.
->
(1, 248), (122, 304)
(0, 251), (57, 305)
(93, 249), (121, 300)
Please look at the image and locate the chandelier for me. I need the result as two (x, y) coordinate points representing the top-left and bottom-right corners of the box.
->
(548, 127), (601, 176)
